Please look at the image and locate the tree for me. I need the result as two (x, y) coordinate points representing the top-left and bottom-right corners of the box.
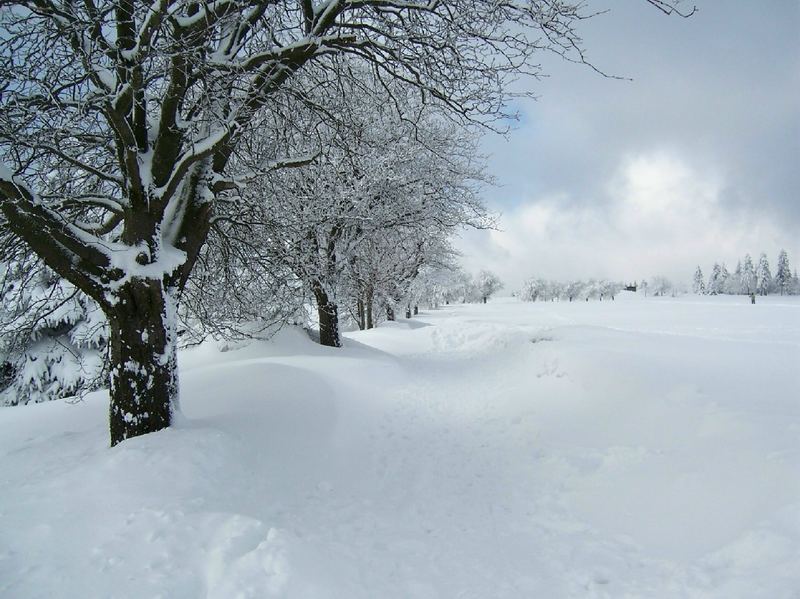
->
(726, 261), (743, 295)
(1, 258), (107, 405)
(755, 253), (772, 296)
(707, 263), (723, 295)
(0, 0), (690, 445)
(775, 249), (791, 295)
(476, 271), (503, 303)
(741, 255), (757, 295)
(649, 276), (673, 297)
(255, 83), (488, 346)
(565, 281), (585, 302)
(692, 266), (705, 294)
(521, 278), (546, 302)
(405, 258), (466, 312)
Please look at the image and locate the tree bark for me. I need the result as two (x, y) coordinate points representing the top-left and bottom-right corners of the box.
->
(365, 286), (374, 329)
(107, 278), (178, 447)
(312, 282), (341, 347)
(356, 298), (366, 330)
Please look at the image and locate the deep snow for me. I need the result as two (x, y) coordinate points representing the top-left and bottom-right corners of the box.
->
(1, 294), (799, 598)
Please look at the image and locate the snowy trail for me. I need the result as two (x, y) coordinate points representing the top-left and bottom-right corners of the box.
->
(1, 295), (799, 598)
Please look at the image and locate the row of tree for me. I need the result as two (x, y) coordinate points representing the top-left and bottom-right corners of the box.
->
(0, 83), (494, 405)
(0, 259), (504, 407)
(520, 278), (625, 302)
(693, 250), (799, 296)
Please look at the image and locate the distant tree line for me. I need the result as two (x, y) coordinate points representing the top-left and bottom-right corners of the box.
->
(520, 278), (624, 302)
(693, 250), (799, 296)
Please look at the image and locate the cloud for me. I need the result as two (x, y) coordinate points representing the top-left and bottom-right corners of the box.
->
(458, 2), (799, 291)
(456, 150), (796, 291)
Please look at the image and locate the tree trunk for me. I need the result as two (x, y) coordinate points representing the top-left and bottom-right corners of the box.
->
(413, 305), (418, 315)
(356, 298), (366, 330)
(107, 278), (178, 447)
(365, 287), (374, 329)
(312, 283), (341, 347)
(386, 306), (395, 321)
(483, 296), (487, 304)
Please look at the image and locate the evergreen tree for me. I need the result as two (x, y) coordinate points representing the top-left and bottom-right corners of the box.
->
(755, 253), (772, 295)
(727, 261), (743, 294)
(720, 264), (731, 293)
(741, 254), (757, 294)
(707, 263), (723, 295)
(0, 262), (107, 406)
(692, 266), (705, 294)
(775, 249), (792, 295)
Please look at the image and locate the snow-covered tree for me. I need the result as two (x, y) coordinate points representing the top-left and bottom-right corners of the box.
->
(725, 261), (743, 295)
(692, 266), (705, 294)
(755, 253), (772, 296)
(719, 263), (731, 294)
(404, 259), (465, 313)
(476, 271), (503, 304)
(649, 276), (674, 297)
(600, 280), (623, 300)
(521, 278), (624, 302)
(254, 86), (488, 345)
(741, 255), (757, 295)
(775, 250), (792, 295)
(707, 263), (723, 295)
(521, 278), (546, 302)
(564, 281), (585, 302)
(1, 260), (108, 405)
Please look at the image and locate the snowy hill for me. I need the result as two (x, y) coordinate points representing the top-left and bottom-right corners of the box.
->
(2, 296), (799, 598)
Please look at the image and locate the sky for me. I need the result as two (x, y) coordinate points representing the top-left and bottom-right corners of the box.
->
(455, 0), (800, 291)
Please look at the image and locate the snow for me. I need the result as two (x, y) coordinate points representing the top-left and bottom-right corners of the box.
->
(0, 162), (13, 181)
(1, 294), (799, 598)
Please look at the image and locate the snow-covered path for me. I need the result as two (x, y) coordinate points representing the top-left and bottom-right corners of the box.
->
(1, 295), (799, 598)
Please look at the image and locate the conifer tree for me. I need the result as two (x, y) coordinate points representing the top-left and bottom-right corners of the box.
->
(775, 250), (792, 295)
(707, 263), (723, 295)
(741, 255), (757, 294)
(692, 266), (705, 294)
(1, 261), (107, 405)
(755, 253), (772, 296)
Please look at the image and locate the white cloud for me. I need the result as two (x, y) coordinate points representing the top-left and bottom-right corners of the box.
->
(455, 150), (797, 292)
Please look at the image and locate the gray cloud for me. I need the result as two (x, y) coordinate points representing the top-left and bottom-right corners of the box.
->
(462, 1), (799, 289)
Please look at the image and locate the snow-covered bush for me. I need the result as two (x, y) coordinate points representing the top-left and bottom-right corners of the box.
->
(0, 261), (108, 406)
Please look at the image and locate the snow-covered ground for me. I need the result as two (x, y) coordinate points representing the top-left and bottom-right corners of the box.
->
(2, 293), (799, 598)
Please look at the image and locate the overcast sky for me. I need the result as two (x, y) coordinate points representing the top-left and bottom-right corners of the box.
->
(456, 0), (799, 291)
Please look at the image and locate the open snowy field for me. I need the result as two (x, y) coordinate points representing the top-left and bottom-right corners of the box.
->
(1, 293), (799, 598)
